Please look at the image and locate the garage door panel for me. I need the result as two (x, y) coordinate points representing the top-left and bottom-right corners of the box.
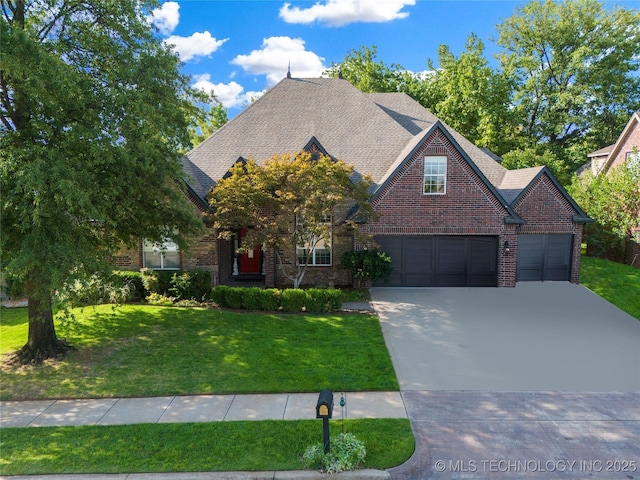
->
(374, 235), (497, 287)
(404, 237), (434, 286)
(375, 237), (403, 286)
(468, 238), (498, 286)
(518, 234), (572, 282)
(437, 238), (466, 286)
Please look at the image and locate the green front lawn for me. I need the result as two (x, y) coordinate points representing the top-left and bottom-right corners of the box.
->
(0, 419), (413, 475)
(0, 305), (398, 400)
(580, 256), (640, 320)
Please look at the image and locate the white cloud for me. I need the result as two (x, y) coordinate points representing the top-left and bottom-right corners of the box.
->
(165, 32), (228, 62)
(279, 0), (416, 27)
(231, 36), (326, 86)
(150, 1), (180, 35)
(192, 74), (262, 109)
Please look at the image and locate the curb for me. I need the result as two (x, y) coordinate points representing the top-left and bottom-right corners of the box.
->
(0, 469), (391, 479)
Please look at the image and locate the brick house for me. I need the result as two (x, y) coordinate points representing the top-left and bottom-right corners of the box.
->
(586, 111), (640, 176)
(119, 77), (591, 287)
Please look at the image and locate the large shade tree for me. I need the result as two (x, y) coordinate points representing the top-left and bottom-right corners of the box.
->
(497, 0), (640, 168)
(208, 152), (374, 288)
(1, 0), (203, 363)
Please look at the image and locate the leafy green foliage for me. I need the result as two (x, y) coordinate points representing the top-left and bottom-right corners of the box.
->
(208, 152), (375, 288)
(326, 45), (400, 92)
(3, 272), (25, 299)
(187, 91), (228, 148)
(501, 147), (571, 185)
(55, 273), (132, 309)
(341, 250), (392, 287)
(423, 35), (517, 155)
(111, 271), (145, 301)
(145, 292), (176, 306)
(302, 432), (367, 474)
(1, 0), (204, 360)
(497, 0), (640, 168)
(568, 161), (640, 258)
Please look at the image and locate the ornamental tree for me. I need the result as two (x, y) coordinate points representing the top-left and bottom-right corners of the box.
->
(207, 152), (375, 288)
(1, 0), (203, 363)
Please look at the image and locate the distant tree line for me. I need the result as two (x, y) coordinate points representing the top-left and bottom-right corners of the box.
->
(326, 0), (640, 186)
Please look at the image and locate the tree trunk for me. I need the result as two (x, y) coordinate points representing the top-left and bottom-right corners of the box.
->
(17, 282), (70, 364)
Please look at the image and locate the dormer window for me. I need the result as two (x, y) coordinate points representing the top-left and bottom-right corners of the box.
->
(424, 156), (447, 194)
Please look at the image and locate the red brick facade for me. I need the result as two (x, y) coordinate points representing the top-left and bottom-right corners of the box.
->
(114, 127), (586, 288)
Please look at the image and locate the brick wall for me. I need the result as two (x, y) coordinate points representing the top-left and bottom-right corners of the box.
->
(512, 173), (585, 283)
(362, 129), (518, 285)
(609, 118), (639, 170)
(364, 129), (508, 236)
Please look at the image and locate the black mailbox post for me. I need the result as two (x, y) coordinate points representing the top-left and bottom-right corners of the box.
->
(316, 389), (334, 453)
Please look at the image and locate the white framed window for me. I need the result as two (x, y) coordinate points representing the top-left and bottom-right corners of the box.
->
(296, 214), (332, 266)
(424, 156), (447, 194)
(143, 239), (180, 270)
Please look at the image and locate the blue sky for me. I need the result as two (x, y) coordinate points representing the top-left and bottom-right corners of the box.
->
(149, 0), (640, 118)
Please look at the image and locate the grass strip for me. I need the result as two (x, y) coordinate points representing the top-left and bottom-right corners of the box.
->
(580, 256), (640, 320)
(1, 305), (398, 400)
(0, 419), (413, 475)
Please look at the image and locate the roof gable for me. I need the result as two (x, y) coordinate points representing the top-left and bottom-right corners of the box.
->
(586, 112), (640, 174)
(510, 167), (591, 222)
(373, 121), (522, 224)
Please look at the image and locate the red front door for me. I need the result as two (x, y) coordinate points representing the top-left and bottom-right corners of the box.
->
(238, 229), (262, 273)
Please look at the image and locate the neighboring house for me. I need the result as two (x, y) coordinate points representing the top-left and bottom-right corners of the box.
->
(118, 77), (591, 287)
(586, 111), (640, 175)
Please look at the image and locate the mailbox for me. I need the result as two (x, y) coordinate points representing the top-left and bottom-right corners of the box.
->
(316, 389), (334, 419)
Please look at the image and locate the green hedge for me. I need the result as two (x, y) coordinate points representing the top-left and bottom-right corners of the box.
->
(210, 286), (342, 313)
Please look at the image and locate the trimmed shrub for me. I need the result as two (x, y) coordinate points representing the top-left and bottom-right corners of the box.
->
(259, 288), (281, 311)
(242, 287), (263, 310)
(318, 289), (342, 312)
(211, 285), (230, 307)
(305, 288), (326, 313)
(225, 287), (246, 309)
(281, 288), (308, 312)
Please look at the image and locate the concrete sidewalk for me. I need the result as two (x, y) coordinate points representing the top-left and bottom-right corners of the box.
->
(0, 391), (406, 428)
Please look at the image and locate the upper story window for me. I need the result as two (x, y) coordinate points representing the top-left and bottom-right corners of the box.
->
(143, 239), (180, 270)
(424, 156), (447, 194)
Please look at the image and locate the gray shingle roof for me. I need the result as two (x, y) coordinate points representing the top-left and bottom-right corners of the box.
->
(182, 77), (543, 209)
(498, 167), (545, 204)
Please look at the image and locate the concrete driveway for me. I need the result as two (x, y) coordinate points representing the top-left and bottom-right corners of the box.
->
(371, 282), (640, 391)
(372, 283), (640, 479)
